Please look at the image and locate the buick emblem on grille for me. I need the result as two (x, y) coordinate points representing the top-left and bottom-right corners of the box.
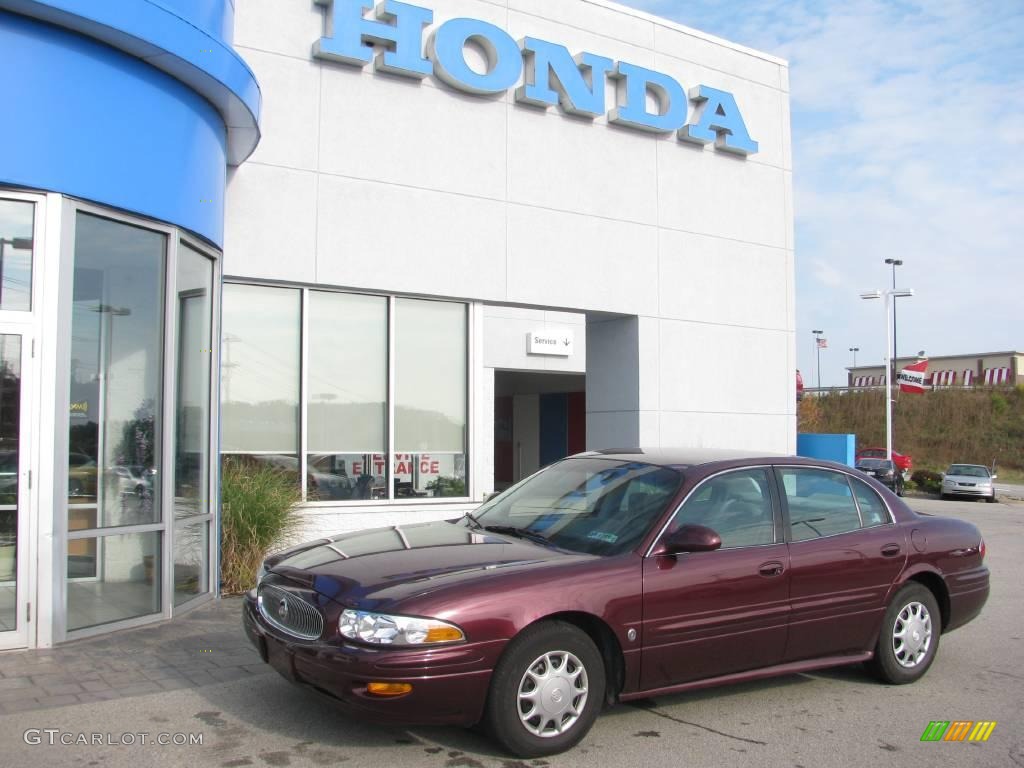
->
(258, 583), (324, 641)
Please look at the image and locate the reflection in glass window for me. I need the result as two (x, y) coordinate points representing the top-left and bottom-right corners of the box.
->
(173, 519), (208, 606)
(0, 199), (34, 311)
(307, 292), (387, 500)
(68, 213), (165, 535)
(66, 532), (161, 631)
(670, 469), (775, 548)
(394, 299), (467, 497)
(851, 478), (890, 527)
(221, 285), (300, 473)
(778, 468), (862, 541)
(174, 244), (213, 520)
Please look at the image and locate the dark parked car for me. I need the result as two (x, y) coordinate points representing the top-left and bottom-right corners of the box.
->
(243, 450), (989, 758)
(857, 447), (912, 478)
(855, 457), (904, 496)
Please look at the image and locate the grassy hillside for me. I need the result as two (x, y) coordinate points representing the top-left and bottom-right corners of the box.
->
(799, 386), (1024, 473)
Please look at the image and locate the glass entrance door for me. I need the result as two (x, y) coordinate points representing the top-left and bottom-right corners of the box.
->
(0, 332), (30, 649)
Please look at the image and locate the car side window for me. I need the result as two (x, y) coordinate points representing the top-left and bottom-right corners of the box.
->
(851, 478), (890, 527)
(778, 468), (862, 541)
(669, 469), (775, 549)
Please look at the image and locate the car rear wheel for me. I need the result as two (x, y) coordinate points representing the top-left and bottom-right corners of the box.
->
(483, 621), (605, 758)
(867, 582), (940, 685)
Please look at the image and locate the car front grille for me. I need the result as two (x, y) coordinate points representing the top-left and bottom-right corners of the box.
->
(257, 583), (324, 641)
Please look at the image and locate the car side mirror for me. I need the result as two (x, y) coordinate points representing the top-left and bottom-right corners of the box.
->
(991, 474), (997, 480)
(653, 524), (722, 556)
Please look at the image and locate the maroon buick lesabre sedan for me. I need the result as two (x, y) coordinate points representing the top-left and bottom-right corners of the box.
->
(243, 450), (989, 757)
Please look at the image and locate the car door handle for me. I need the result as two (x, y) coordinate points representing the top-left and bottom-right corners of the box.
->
(880, 544), (901, 557)
(758, 561), (784, 577)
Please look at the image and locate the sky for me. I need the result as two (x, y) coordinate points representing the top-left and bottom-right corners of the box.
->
(622, 0), (1024, 386)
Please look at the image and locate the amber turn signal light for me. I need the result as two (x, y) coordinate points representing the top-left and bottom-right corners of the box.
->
(425, 626), (464, 643)
(367, 682), (413, 697)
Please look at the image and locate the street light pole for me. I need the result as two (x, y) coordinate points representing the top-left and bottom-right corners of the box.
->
(884, 258), (903, 376)
(849, 346), (859, 367)
(861, 288), (913, 463)
(812, 330), (824, 389)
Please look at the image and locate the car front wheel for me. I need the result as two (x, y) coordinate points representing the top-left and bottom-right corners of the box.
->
(867, 582), (940, 684)
(483, 620), (605, 758)
(986, 492), (996, 503)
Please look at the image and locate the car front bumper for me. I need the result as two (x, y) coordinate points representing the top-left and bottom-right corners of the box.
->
(942, 484), (994, 499)
(242, 593), (500, 727)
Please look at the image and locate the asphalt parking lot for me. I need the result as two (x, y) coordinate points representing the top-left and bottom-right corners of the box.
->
(0, 496), (1021, 768)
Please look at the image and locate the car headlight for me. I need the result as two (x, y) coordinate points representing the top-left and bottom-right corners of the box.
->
(339, 609), (465, 645)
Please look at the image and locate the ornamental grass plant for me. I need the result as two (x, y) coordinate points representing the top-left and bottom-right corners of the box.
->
(220, 457), (303, 595)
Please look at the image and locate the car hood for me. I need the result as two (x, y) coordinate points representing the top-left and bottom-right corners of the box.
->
(267, 519), (591, 610)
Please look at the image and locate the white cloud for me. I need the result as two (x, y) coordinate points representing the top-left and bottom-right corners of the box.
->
(623, 0), (1024, 384)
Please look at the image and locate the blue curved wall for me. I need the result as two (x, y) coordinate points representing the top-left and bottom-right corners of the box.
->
(0, 1), (261, 246)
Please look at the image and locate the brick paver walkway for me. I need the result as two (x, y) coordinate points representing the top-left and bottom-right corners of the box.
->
(0, 597), (269, 714)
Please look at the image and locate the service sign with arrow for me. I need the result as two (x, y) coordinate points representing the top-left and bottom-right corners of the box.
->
(527, 330), (575, 357)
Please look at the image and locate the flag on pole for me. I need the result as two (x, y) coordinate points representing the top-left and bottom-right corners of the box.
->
(897, 359), (929, 394)
(816, 337), (828, 349)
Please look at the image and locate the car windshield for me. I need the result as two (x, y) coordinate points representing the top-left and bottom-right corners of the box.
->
(947, 465), (989, 478)
(858, 459), (892, 469)
(470, 457), (682, 556)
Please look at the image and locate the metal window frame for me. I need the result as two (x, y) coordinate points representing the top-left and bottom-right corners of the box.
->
(221, 279), (473, 507)
(54, 199), (221, 643)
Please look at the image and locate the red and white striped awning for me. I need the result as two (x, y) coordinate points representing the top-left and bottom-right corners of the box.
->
(983, 367), (1010, 385)
(932, 370), (957, 387)
(962, 369), (974, 387)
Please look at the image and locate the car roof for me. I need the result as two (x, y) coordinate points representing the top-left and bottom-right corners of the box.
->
(572, 448), (828, 470)
(948, 463), (988, 469)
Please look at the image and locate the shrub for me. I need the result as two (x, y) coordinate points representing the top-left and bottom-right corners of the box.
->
(910, 469), (943, 494)
(220, 457), (303, 595)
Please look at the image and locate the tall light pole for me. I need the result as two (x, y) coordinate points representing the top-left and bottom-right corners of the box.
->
(860, 288), (913, 463)
(849, 346), (859, 367)
(812, 330), (824, 389)
(884, 259), (903, 375)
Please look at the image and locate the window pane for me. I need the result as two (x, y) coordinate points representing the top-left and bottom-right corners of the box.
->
(394, 299), (466, 497)
(66, 531), (162, 631)
(306, 292), (387, 499)
(851, 478), (890, 527)
(173, 519), (208, 606)
(308, 453), (386, 501)
(0, 199), (33, 311)
(0, 335), (21, 631)
(779, 468), (861, 541)
(68, 213), (164, 529)
(174, 244), (213, 520)
(671, 469), (775, 548)
(221, 284), (299, 454)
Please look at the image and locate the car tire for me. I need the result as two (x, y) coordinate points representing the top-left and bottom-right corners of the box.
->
(483, 621), (605, 758)
(986, 493), (996, 504)
(867, 582), (941, 685)
(939, 493), (948, 500)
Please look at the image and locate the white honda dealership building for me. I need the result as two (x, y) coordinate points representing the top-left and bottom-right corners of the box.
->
(0, 0), (793, 646)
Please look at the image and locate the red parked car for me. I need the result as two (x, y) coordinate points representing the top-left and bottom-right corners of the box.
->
(243, 450), (988, 758)
(857, 447), (913, 477)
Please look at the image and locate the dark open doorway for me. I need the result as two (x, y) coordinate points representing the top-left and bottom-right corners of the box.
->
(494, 371), (585, 491)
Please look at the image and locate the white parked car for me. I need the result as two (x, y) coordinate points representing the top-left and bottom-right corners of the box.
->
(940, 464), (996, 503)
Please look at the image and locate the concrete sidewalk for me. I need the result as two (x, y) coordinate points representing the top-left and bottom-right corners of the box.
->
(0, 597), (270, 714)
